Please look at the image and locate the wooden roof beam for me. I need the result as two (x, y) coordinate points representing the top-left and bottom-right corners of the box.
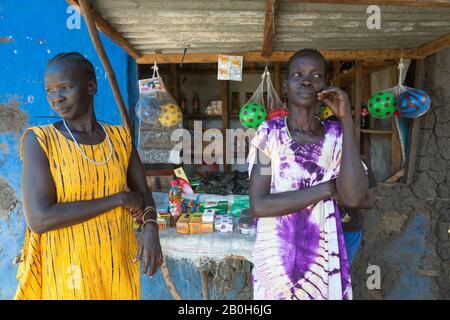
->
(262, 0), (278, 58)
(286, 0), (450, 8)
(417, 33), (450, 57)
(137, 48), (422, 64)
(66, 0), (141, 60)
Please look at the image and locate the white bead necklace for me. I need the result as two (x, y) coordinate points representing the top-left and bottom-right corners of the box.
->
(63, 120), (113, 165)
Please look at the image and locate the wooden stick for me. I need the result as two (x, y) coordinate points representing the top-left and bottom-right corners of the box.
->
(354, 61), (363, 148)
(262, 0), (277, 58)
(200, 270), (210, 300)
(160, 260), (182, 300)
(67, 0), (140, 60)
(384, 168), (406, 183)
(78, 0), (132, 132)
(406, 59), (424, 185)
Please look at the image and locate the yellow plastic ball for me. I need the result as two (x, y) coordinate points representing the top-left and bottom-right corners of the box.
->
(158, 103), (182, 127)
(320, 105), (334, 120)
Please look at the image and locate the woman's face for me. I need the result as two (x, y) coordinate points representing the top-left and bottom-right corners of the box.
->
(44, 61), (96, 120)
(286, 55), (327, 108)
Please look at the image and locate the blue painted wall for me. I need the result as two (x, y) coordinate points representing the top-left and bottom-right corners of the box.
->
(0, 0), (242, 300)
(0, 0), (135, 299)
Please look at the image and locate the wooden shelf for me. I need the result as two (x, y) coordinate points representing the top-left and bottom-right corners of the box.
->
(361, 129), (393, 135)
(184, 114), (222, 120)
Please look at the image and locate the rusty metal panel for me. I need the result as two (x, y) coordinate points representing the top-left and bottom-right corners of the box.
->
(90, 0), (450, 54)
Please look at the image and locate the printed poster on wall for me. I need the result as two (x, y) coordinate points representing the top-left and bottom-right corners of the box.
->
(217, 55), (243, 81)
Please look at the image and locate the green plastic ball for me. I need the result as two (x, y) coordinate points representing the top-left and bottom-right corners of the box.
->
(239, 102), (267, 129)
(368, 91), (396, 119)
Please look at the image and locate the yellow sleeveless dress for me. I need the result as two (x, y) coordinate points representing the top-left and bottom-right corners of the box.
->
(14, 124), (140, 300)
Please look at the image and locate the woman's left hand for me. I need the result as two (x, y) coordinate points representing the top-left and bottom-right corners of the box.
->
(317, 86), (352, 121)
(134, 223), (164, 277)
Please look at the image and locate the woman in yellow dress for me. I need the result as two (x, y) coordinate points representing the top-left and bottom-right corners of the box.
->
(15, 52), (163, 300)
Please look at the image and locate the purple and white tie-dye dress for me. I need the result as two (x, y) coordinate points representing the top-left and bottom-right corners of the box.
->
(247, 116), (352, 300)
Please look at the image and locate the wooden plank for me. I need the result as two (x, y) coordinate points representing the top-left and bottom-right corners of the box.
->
(391, 62), (403, 173)
(262, 0), (277, 58)
(418, 33), (450, 57)
(286, 0), (450, 8)
(67, 0), (140, 60)
(384, 168), (406, 183)
(137, 48), (422, 64)
(361, 129), (393, 134)
(221, 80), (230, 172)
(354, 61), (363, 148)
(406, 59), (423, 184)
(78, 0), (132, 132)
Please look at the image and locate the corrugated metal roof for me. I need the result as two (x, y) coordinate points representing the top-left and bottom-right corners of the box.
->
(87, 0), (450, 57)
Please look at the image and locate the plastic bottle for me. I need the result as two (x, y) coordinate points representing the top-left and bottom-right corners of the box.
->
(193, 93), (200, 114)
(169, 180), (182, 227)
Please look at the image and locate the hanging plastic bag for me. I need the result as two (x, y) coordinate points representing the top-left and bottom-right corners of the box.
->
(239, 66), (284, 128)
(136, 62), (183, 128)
(367, 58), (430, 119)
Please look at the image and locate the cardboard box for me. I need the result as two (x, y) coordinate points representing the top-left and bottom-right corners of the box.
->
(176, 214), (191, 234)
(199, 201), (229, 215)
(157, 217), (167, 230)
(189, 215), (203, 234)
(214, 215), (233, 233)
(201, 223), (214, 234)
(202, 209), (216, 223)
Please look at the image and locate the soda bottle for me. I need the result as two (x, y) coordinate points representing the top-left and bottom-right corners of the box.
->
(169, 180), (182, 227)
(193, 93), (200, 114)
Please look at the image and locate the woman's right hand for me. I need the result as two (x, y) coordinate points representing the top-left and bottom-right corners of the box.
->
(318, 180), (337, 199)
(119, 191), (144, 219)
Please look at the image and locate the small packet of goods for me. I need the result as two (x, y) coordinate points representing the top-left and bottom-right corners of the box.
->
(201, 222), (214, 234)
(199, 201), (229, 215)
(189, 214), (203, 235)
(214, 215), (233, 233)
(176, 214), (191, 234)
(182, 198), (196, 214)
(202, 209), (216, 223)
(156, 211), (170, 230)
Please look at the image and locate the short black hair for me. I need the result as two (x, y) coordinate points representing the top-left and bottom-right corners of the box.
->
(48, 52), (96, 81)
(286, 48), (328, 79)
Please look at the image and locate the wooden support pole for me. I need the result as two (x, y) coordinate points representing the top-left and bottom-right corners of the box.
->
(160, 260), (182, 300)
(406, 59), (424, 185)
(390, 61), (402, 174)
(332, 61), (340, 86)
(78, 0), (132, 132)
(354, 61), (363, 148)
(67, 0), (140, 60)
(221, 80), (230, 172)
(262, 0), (277, 58)
(274, 62), (281, 96)
(200, 270), (210, 300)
(170, 64), (180, 104)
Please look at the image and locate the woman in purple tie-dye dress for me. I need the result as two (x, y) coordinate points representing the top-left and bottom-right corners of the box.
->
(248, 49), (369, 300)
